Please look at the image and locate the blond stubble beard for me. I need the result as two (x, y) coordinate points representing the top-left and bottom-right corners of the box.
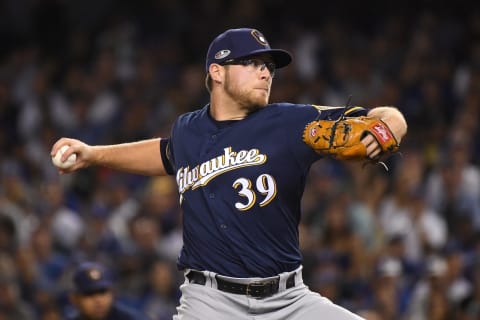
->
(223, 71), (269, 115)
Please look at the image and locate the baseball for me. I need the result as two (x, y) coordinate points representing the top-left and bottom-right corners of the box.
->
(52, 145), (77, 169)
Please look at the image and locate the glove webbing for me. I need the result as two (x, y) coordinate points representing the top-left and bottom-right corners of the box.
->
(327, 95), (351, 150)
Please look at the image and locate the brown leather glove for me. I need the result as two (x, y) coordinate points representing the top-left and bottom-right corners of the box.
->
(302, 116), (399, 161)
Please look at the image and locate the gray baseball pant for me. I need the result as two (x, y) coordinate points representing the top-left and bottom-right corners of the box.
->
(173, 266), (365, 320)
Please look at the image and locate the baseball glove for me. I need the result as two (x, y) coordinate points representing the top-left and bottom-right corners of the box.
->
(302, 116), (399, 162)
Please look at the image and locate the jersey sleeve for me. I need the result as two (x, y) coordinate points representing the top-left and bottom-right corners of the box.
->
(280, 104), (324, 166)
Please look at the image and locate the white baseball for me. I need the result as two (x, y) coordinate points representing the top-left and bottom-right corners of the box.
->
(52, 145), (77, 169)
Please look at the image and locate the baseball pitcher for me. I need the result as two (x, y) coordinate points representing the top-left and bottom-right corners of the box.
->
(51, 28), (407, 319)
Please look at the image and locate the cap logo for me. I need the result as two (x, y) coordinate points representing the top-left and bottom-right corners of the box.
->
(88, 269), (101, 280)
(251, 29), (269, 47)
(215, 49), (231, 60)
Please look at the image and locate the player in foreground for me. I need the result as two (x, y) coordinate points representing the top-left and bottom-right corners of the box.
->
(52, 28), (407, 319)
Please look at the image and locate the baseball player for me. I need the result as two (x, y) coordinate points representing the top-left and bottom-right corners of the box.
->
(52, 28), (407, 319)
(68, 261), (147, 320)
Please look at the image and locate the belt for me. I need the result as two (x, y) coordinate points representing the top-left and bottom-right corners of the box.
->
(186, 270), (296, 298)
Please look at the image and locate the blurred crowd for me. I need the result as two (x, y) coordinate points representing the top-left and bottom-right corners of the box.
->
(0, 0), (480, 319)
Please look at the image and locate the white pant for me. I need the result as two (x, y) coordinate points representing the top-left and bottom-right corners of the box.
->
(173, 267), (364, 320)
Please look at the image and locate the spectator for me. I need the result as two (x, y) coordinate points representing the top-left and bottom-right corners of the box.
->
(0, 253), (34, 319)
(379, 151), (447, 263)
(141, 259), (179, 320)
(369, 257), (411, 319)
(406, 255), (452, 320)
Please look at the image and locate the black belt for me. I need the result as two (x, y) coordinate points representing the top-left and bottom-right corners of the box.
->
(186, 270), (296, 298)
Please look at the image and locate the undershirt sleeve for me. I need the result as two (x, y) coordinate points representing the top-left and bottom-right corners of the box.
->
(160, 138), (174, 175)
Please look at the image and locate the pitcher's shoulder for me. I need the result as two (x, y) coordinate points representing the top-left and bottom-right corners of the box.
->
(177, 106), (208, 123)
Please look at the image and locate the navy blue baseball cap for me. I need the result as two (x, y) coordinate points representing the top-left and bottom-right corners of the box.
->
(205, 28), (292, 72)
(73, 262), (113, 294)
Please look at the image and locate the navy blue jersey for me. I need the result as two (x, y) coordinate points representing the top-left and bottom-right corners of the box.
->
(162, 103), (366, 277)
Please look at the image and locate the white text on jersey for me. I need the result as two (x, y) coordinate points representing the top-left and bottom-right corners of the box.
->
(176, 147), (267, 195)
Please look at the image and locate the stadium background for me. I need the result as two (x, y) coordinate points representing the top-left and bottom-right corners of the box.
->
(0, 0), (479, 319)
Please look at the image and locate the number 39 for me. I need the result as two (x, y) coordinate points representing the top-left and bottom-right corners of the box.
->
(232, 174), (277, 211)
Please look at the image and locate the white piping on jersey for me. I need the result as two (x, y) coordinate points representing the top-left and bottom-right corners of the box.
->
(311, 105), (344, 118)
(311, 105), (345, 111)
(176, 147), (267, 195)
